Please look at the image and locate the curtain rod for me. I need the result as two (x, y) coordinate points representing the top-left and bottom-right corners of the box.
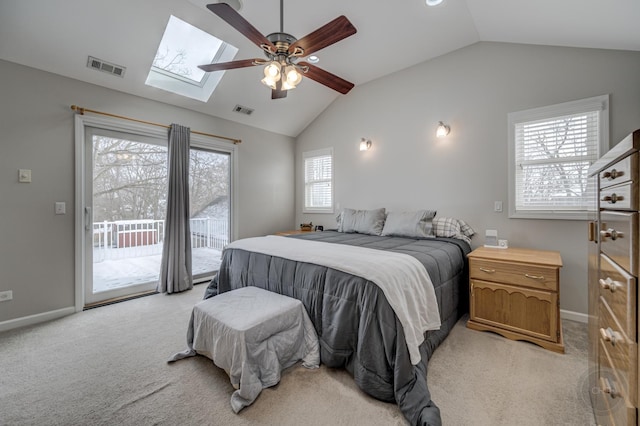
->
(70, 105), (242, 144)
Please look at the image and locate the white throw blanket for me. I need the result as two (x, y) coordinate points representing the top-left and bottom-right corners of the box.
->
(226, 235), (441, 364)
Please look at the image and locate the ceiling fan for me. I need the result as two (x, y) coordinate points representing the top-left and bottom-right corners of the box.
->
(198, 1), (357, 100)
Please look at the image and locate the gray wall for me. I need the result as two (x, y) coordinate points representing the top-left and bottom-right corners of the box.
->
(0, 59), (295, 324)
(295, 42), (640, 317)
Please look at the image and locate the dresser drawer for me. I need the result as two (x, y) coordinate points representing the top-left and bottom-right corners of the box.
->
(599, 338), (637, 426)
(469, 258), (558, 292)
(600, 253), (637, 340)
(600, 211), (638, 276)
(600, 182), (634, 210)
(600, 152), (636, 190)
(599, 298), (636, 404)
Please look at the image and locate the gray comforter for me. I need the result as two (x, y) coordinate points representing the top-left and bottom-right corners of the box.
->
(205, 231), (470, 426)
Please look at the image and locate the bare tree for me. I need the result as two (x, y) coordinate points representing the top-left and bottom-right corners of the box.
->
(153, 46), (192, 78)
(92, 136), (229, 223)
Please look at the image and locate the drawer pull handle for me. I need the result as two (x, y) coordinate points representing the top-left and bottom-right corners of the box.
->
(601, 193), (624, 204)
(600, 377), (620, 398)
(524, 273), (544, 280)
(599, 277), (622, 293)
(479, 268), (495, 274)
(603, 169), (624, 180)
(599, 327), (623, 346)
(600, 229), (623, 241)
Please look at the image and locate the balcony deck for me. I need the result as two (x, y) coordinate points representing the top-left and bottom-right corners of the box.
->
(93, 246), (222, 293)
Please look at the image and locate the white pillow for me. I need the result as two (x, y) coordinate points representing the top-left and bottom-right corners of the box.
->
(338, 208), (386, 235)
(381, 210), (437, 238)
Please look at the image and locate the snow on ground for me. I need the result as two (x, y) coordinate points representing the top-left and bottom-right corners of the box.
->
(93, 247), (222, 292)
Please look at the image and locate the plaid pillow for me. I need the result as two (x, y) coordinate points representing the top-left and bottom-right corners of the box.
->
(458, 219), (475, 237)
(432, 217), (473, 245)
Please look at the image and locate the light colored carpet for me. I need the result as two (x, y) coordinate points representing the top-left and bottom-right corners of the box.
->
(0, 285), (595, 425)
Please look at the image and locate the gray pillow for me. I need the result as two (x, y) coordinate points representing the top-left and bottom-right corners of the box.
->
(381, 210), (437, 238)
(339, 207), (386, 235)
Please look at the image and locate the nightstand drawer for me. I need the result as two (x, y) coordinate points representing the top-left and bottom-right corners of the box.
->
(599, 253), (637, 340)
(469, 258), (558, 292)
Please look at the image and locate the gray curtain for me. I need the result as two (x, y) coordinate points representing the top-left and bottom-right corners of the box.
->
(158, 124), (193, 294)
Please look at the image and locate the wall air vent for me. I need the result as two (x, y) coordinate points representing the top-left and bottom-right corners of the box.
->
(87, 56), (126, 78)
(232, 104), (254, 115)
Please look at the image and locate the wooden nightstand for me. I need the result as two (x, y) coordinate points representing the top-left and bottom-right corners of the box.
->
(467, 246), (564, 353)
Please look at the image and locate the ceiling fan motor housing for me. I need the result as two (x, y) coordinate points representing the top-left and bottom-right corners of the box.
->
(265, 32), (298, 59)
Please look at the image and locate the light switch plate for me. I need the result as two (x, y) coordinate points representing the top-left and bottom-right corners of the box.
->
(0, 290), (12, 302)
(55, 202), (66, 215)
(19, 169), (31, 183)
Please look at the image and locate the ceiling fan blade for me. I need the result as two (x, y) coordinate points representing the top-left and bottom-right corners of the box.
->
(299, 62), (354, 95)
(288, 16), (356, 57)
(198, 59), (262, 72)
(206, 3), (275, 52)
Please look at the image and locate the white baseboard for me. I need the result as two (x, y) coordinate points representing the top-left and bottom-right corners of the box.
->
(0, 307), (75, 333)
(560, 309), (588, 324)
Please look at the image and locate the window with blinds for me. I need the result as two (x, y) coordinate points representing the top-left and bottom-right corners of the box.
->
(508, 95), (609, 219)
(303, 148), (333, 213)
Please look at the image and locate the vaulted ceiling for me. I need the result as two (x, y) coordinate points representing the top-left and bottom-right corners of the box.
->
(0, 0), (638, 137)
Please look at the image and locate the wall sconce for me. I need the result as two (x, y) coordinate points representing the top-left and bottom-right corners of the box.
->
(436, 121), (450, 138)
(359, 138), (372, 151)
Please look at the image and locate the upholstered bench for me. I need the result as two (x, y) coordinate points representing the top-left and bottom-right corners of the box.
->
(169, 286), (320, 413)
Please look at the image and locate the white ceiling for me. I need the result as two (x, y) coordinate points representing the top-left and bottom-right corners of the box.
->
(0, 0), (638, 137)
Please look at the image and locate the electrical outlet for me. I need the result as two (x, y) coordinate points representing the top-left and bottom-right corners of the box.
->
(0, 290), (13, 302)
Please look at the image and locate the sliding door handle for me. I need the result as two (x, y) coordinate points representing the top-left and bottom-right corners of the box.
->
(85, 207), (92, 231)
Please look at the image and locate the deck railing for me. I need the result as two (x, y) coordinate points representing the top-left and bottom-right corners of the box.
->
(93, 218), (228, 262)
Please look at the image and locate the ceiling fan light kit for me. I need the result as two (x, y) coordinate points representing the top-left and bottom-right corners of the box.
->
(198, 1), (357, 99)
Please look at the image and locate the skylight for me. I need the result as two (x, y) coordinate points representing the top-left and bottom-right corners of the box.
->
(146, 15), (238, 102)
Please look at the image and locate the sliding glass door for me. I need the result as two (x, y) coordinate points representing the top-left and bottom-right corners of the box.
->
(80, 121), (233, 306)
(189, 147), (230, 282)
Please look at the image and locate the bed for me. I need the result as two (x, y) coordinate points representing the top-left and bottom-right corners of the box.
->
(204, 220), (471, 426)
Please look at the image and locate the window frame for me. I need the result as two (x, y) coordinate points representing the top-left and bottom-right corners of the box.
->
(303, 147), (334, 214)
(507, 94), (609, 220)
(145, 15), (238, 102)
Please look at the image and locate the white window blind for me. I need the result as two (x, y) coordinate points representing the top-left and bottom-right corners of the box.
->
(508, 95), (608, 220)
(303, 148), (333, 213)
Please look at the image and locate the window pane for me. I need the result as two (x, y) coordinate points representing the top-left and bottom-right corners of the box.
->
(516, 161), (591, 209)
(510, 95), (607, 218)
(517, 112), (599, 162)
(189, 148), (230, 281)
(304, 149), (333, 212)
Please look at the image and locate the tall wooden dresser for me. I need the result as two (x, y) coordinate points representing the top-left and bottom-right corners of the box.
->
(588, 129), (640, 425)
